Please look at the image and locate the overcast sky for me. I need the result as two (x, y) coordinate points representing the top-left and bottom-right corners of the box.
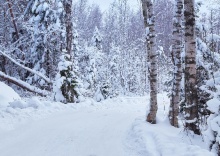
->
(87, 0), (212, 14)
(87, 0), (141, 11)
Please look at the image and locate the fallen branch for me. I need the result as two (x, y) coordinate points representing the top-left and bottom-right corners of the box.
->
(0, 50), (52, 84)
(0, 71), (49, 96)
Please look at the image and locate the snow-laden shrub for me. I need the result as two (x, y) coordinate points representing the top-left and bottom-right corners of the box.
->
(203, 71), (220, 155)
(196, 26), (220, 155)
(53, 53), (79, 103)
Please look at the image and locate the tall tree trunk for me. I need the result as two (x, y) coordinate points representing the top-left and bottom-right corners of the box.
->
(62, 0), (78, 103)
(7, 0), (19, 40)
(141, 0), (158, 124)
(64, 0), (73, 58)
(169, 0), (183, 127)
(184, 0), (200, 135)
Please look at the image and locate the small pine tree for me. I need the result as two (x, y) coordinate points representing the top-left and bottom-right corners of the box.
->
(87, 58), (97, 93)
(53, 51), (78, 103)
(86, 26), (106, 100)
(92, 26), (102, 50)
(100, 81), (111, 99)
(109, 44), (121, 95)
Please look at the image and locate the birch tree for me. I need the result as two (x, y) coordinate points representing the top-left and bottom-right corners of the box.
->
(169, 0), (183, 127)
(141, 0), (158, 124)
(184, 0), (200, 134)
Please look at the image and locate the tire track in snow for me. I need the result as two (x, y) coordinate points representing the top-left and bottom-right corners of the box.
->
(124, 117), (161, 156)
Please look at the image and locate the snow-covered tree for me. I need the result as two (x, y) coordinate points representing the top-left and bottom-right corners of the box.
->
(108, 44), (121, 96)
(196, 18), (220, 155)
(23, 0), (65, 90)
(85, 27), (105, 100)
(53, 52), (78, 103)
(55, 0), (79, 103)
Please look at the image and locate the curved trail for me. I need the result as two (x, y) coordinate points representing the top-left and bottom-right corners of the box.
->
(0, 95), (213, 156)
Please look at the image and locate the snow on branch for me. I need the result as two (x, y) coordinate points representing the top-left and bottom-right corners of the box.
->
(0, 71), (49, 96)
(0, 50), (52, 84)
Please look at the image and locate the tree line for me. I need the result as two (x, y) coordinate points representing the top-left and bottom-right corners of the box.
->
(0, 0), (220, 154)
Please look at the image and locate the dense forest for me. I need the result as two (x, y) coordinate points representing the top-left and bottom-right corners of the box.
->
(0, 0), (174, 100)
(1, 0), (220, 155)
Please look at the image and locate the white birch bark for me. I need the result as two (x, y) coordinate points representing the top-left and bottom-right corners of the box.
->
(141, 0), (158, 124)
(184, 0), (200, 135)
(168, 0), (183, 127)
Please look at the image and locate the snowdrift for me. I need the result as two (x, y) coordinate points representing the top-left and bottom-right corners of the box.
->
(0, 81), (21, 108)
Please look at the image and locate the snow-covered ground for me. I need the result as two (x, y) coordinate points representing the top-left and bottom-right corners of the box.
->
(0, 83), (214, 156)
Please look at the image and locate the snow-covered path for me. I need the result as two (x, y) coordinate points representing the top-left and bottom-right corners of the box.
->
(0, 94), (214, 156)
(0, 110), (134, 156)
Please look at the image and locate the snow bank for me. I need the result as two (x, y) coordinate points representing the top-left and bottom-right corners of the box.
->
(0, 94), (155, 131)
(0, 82), (21, 108)
(125, 118), (214, 156)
